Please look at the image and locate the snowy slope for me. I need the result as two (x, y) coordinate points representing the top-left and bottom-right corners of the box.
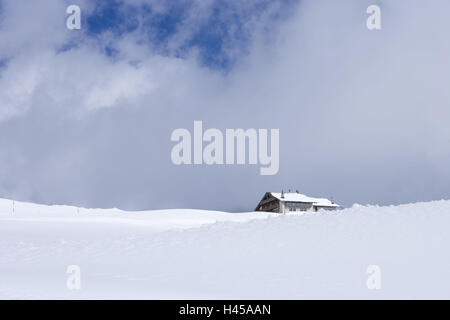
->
(1, 198), (449, 299)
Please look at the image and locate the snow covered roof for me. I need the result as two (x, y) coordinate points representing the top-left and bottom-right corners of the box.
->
(270, 192), (339, 208)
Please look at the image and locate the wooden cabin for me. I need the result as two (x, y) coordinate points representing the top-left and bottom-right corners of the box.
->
(255, 191), (339, 213)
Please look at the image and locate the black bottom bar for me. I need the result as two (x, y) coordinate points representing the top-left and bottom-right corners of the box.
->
(1, 300), (448, 319)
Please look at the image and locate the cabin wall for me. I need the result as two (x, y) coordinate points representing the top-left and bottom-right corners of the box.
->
(256, 198), (280, 213)
(283, 201), (314, 213)
(314, 206), (337, 211)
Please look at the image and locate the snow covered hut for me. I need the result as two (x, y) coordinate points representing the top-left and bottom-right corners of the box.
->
(255, 191), (339, 213)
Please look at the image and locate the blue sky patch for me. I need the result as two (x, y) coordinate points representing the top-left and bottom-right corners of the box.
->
(80, 0), (296, 70)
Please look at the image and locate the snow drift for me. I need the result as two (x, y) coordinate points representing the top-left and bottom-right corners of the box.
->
(0, 198), (449, 299)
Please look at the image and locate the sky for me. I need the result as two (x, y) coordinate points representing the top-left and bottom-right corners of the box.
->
(0, 0), (450, 211)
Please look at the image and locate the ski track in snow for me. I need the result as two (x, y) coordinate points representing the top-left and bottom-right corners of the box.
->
(1, 198), (449, 299)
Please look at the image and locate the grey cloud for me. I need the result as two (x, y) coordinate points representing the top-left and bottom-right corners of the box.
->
(1, 0), (450, 211)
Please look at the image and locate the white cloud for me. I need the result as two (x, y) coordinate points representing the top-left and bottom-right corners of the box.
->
(0, 0), (450, 209)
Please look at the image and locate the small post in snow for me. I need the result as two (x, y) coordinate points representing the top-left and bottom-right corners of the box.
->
(12, 200), (15, 214)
